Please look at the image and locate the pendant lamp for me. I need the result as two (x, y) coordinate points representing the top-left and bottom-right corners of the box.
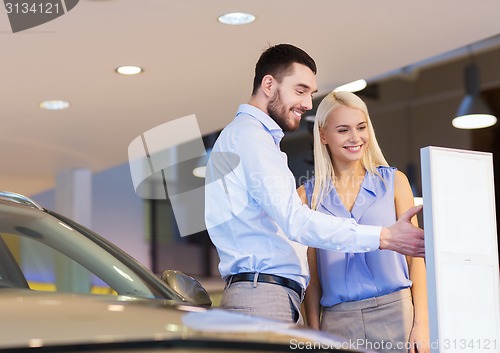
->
(452, 62), (496, 129)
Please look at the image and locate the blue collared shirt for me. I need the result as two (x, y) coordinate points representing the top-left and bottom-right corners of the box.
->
(205, 104), (381, 288)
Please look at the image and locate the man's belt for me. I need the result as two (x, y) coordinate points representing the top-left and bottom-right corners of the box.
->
(226, 272), (304, 299)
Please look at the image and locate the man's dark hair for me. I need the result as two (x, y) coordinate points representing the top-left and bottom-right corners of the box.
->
(252, 44), (317, 95)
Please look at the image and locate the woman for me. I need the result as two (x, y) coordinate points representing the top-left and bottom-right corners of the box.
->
(298, 91), (429, 353)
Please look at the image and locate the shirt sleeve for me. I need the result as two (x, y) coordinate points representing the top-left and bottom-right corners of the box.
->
(237, 127), (381, 252)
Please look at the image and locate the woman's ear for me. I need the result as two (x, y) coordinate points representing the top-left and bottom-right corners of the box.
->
(319, 128), (328, 144)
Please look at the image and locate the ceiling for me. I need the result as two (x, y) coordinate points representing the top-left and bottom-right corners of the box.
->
(1, 0), (500, 196)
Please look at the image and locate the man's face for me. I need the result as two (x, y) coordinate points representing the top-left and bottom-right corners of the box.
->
(267, 63), (317, 132)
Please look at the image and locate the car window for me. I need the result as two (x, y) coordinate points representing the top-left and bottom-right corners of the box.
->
(0, 202), (163, 298)
(1, 232), (118, 295)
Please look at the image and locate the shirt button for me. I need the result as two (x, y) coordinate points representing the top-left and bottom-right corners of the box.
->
(366, 247), (371, 251)
(336, 247), (341, 251)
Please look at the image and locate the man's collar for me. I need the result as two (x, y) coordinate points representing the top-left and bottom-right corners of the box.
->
(237, 104), (284, 144)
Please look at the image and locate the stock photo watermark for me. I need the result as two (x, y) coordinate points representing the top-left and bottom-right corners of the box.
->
(3, 0), (79, 33)
(128, 114), (240, 238)
(290, 338), (498, 351)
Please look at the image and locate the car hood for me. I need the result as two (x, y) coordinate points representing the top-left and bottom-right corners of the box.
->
(0, 289), (348, 351)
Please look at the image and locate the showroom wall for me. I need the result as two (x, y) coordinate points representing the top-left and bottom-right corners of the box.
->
(367, 47), (500, 194)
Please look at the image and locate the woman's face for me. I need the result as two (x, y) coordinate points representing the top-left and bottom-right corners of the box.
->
(320, 104), (370, 166)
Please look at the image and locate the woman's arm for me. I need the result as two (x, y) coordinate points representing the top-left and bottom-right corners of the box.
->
(394, 171), (430, 353)
(297, 185), (322, 329)
(304, 247), (322, 329)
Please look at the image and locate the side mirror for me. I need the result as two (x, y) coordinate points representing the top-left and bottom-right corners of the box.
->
(161, 270), (212, 307)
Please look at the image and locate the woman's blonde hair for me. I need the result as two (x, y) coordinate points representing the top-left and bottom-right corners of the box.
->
(310, 91), (389, 210)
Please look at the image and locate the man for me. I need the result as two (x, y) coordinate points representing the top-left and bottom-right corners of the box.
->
(205, 44), (424, 324)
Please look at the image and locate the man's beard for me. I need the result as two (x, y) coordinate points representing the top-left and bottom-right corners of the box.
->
(267, 89), (300, 132)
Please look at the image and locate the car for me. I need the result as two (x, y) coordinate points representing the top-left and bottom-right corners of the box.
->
(0, 191), (362, 352)
(0, 190), (211, 306)
(0, 288), (362, 352)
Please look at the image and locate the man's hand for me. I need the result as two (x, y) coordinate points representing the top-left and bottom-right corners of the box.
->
(380, 205), (425, 257)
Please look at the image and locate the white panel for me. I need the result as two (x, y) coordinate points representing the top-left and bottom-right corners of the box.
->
(421, 146), (500, 353)
(439, 263), (498, 353)
(432, 152), (495, 256)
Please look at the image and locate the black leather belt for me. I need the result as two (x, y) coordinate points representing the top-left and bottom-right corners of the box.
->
(226, 272), (304, 299)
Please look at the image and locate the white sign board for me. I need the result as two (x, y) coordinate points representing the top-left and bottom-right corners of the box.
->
(421, 146), (500, 353)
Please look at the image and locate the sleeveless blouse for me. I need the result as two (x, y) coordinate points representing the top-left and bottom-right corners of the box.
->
(303, 166), (411, 307)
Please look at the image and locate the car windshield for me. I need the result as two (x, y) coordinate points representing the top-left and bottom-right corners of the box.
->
(0, 200), (173, 299)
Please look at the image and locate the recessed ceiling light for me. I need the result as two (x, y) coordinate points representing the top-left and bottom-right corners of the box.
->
(39, 100), (70, 110)
(116, 66), (143, 75)
(333, 79), (367, 93)
(218, 12), (255, 25)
